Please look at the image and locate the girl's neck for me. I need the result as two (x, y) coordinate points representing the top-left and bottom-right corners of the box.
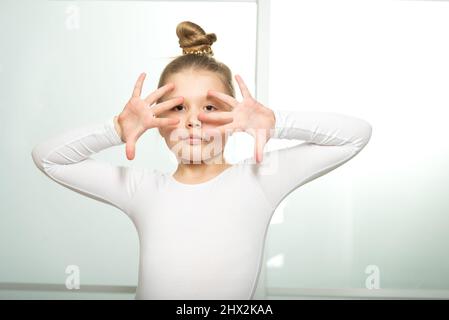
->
(173, 154), (232, 182)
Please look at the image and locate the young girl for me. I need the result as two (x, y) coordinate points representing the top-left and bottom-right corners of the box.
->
(31, 21), (372, 300)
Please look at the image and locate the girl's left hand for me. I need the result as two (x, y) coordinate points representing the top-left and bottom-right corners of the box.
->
(198, 74), (276, 164)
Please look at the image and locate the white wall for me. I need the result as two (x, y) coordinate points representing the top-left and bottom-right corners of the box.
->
(265, 0), (449, 295)
(2, 0), (449, 299)
(0, 0), (257, 299)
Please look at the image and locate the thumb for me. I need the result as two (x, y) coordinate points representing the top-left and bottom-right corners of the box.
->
(126, 139), (136, 160)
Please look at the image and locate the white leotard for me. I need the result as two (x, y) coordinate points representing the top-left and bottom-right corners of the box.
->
(31, 109), (372, 299)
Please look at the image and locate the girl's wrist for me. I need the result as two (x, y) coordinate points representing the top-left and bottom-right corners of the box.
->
(113, 115), (124, 142)
(268, 109), (276, 128)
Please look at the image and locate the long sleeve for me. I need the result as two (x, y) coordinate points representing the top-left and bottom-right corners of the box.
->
(31, 116), (146, 216)
(254, 109), (373, 210)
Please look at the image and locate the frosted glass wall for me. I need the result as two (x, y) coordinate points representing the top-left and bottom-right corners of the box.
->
(0, 0), (257, 299)
(2, 0), (448, 300)
(265, 0), (449, 297)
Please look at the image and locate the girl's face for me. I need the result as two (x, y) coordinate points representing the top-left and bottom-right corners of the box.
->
(157, 69), (233, 164)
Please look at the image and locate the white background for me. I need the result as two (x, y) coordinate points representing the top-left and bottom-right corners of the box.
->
(1, 0), (448, 299)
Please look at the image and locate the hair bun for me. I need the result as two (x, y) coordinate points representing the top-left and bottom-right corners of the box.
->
(176, 21), (216, 56)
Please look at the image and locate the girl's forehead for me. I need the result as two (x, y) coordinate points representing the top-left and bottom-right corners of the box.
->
(169, 70), (226, 88)
(161, 73), (227, 101)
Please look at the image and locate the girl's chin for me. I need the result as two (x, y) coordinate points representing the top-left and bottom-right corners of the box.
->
(183, 142), (204, 146)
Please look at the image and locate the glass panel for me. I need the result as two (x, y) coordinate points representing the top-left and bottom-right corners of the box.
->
(266, 0), (449, 296)
(0, 0), (256, 292)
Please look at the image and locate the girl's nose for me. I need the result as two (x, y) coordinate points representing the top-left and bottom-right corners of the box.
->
(186, 114), (201, 128)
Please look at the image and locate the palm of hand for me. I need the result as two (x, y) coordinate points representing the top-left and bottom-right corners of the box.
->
(199, 74), (276, 163)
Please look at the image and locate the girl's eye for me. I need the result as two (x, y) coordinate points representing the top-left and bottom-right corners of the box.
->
(171, 105), (217, 112)
(204, 105), (217, 112)
(172, 105), (185, 111)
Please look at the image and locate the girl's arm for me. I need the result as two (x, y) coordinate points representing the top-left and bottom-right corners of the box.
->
(31, 116), (146, 216)
(254, 109), (372, 209)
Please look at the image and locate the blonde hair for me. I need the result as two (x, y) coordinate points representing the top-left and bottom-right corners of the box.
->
(157, 21), (235, 102)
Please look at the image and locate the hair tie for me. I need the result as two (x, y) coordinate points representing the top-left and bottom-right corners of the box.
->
(182, 46), (214, 56)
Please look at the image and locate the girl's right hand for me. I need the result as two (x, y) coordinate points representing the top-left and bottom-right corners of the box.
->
(116, 72), (183, 160)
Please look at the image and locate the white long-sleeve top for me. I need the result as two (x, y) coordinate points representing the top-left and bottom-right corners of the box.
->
(31, 109), (372, 300)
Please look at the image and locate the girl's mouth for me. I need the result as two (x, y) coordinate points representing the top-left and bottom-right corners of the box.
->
(184, 137), (203, 145)
(181, 133), (212, 144)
